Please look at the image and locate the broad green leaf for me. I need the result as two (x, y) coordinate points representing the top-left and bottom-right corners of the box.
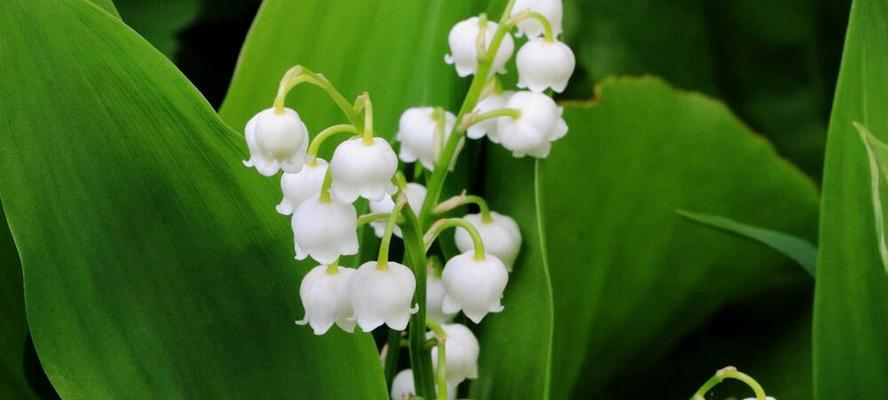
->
(677, 210), (818, 276)
(855, 122), (888, 274)
(0, 205), (35, 399)
(114, 0), (200, 57)
(0, 0), (386, 398)
(814, 0), (888, 397)
(481, 77), (818, 398)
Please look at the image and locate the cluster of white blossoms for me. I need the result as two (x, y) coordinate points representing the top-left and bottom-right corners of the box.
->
(242, 0), (572, 398)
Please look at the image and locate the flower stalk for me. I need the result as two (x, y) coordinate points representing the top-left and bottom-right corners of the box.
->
(691, 366), (767, 400)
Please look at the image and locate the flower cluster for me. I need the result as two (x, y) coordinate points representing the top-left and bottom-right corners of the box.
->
(241, 0), (573, 398)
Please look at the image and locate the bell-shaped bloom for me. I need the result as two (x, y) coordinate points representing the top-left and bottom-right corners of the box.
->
(330, 137), (398, 202)
(467, 91), (514, 143)
(454, 212), (522, 270)
(430, 323), (480, 384)
(368, 183), (428, 238)
(291, 196), (359, 264)
(295, 264), (355, 335)
(390, 369), (457, 400)
(243, 108), (309, 176)
(349, 261), (418, 331)
(426, 269), (458, 324)
(441, 251), (509, 323)
(445, 17), (515, 77)
(496, 91), (567, 158)
(511, 0), (564, 39)
(516, 38), (575, 93)
(276, 159), (328, 215)
(396, 107), (457, 170)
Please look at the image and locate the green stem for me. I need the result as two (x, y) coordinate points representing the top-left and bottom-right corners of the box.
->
(359, 92), (375, 144)
(273, 66), (360, 126)
(357, 213), (391, 227)
(377, 194), (407, 269)
(433, 192), (493, 222)
(691, 366), (767, 400)
(424, 218), (486, 260)
(400, 202), (435, 398)
(383, 329), (401, 389)
(418, 0), (517, 227)
(308, 124), (357, 158)
(325, 258), (339, 275)
(426, 319), (448, 400)
(461, 108), (520, 131)
(509, 10), (555, 42)
(318, 168), (333, 203)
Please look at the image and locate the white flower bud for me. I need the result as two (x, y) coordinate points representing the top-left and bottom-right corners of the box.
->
(396, 107), (457, 170)
(243, 108), (309, 176)
(391, 369), (457, 400)
(295, 264), (355, 335)
(426, 269), (458, 324)
(445, 17), (515, 77)
(496, 91), (567, 158)
(291, 196), (359, 264)
(430, 323), (480, 384)
(276, 159), (328, 215)
(442, 251), (509, 323)
(330, 137), (398, 202)
(516, 38), (575, 93)
(368, 183), (428, 238)
(349, 261), (418, 331)
(454, 212), (522, 270)
(467, 91), (514, 143)
(511, 0), (564, 39)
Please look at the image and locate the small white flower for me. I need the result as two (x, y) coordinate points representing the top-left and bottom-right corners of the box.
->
(369, 183), (428, 238)
(467, 91), (514, 143)
(276, 159), (328, 215)
(442, 251), (509, 323)
(349, 261), (418, 331)
(454, 212), (522, 270)
(496, 91), (567, 158)
(291, 196), (358, 264)
(390, 369), (457, 400)
(511, 0), (564, 39)
(330, 137), (398, 202)
(396, 107), (457, 170)
(295, 264), (355, 335)
(427, 269), (458, 324)
(516, 38), (575, 93)
(445, 17), (515, 77)
(430, 323), (480, 384)
(243, 108), (309, 176)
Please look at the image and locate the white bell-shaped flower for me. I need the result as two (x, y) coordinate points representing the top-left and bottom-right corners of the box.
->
(329, 137), (398, 202)
(243, 108), (309, 176)
(369, 183), (428, 238)
(349, 261), (418, 331)
(295, 264), (355, 335)
(427, 269), (458, 324)
(396, 107), (457, 170)
(454, 212), (522, 270)
(511, 0), (564, 39)
(390, 369), (457, 400)
(467, 91), (514, 143)
(445, 17), (515, 77)
(442, 251), (509, 323)
(291, 196), (359, 264)
(276, 159), (328, 215)
(496, 91), (568, 158)
(516, 38), (575, 93)
(430, 323), (480, 384)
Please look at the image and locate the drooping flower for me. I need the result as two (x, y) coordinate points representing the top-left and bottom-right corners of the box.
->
(430, 323), (480, 384)
(390, 369), (457, 400)
(454, 212), (522, 270)
(330, 137), (398, 202)
(396, 107), (457, 170)
(276, 159), (328, 215)
(467, 91), (514, 143)
(295, 264), (355, 335)
(369, 183), (428, 238)
(243, 108), (309, 176)
(426, 268), (458, 324)
(445, 17), (515, 77)
(496, 91), (567, 158)
(441, 251), (509, 323)
(510, 0), (564, 39)
(516, 38), (575, 93)
(349, 261), (418, 331)
(291, 196), (359, 264)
